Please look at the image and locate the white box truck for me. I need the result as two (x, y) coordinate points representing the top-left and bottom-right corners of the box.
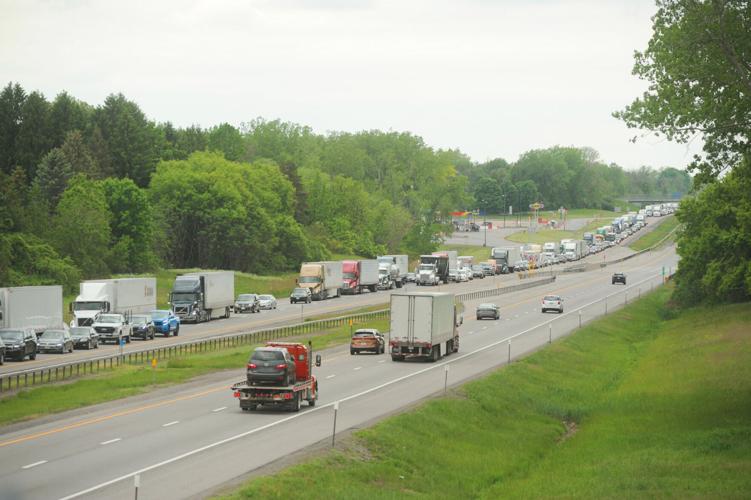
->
(170, 271), (234, 322)
(298, 262), (342, 300)
(389, 292), (460, 362)
(491, 246), (522, 273)
(0, 286), (63, 333)
(71, 278), (156, 326)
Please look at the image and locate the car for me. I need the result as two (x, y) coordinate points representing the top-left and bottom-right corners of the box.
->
(258, 294), (278, 310)
(404, 272), (417, 283)
(612, 273), (627, 285)
(0, 336), (5, 365)
(471, 265), (486, 278)
(37, 328), (74, 354)
(130, 314), (155, 340)
(70, 326), (99, 349)
(476, 303), (500, 320)
(480, 263), (494, 276)
(541, 295), (564, 314)
(92, 313), (132, 344)
(290, 287), (312, 304)
(514, 260), (529, 272)
(246, 347), (297, 386)
(457, 268), (470, 282)
(151, 309), (180, 337)
(0, 327), (37, 360)
(448, 269), (458, 282)
(234, 294), (260, 313)
(350, 328), (385, 354)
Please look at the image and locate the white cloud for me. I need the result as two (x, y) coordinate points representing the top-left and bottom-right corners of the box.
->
(0, 0), (701, 169)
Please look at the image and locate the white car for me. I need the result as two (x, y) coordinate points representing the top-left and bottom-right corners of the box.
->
(457, 268), (470, 282)
(258, 294), (277, 310)
(541, 295), (564, 314)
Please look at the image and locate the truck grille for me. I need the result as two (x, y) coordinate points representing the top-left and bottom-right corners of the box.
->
(95, 327), (114, 333)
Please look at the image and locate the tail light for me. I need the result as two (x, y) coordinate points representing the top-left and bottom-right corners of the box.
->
(233, 391), (241, 398)
(275, 363), (287, 370)
(247, 363), (256, 369)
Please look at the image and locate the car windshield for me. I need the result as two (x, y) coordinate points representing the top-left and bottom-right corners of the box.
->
(259, 295), (274, 300)
(544, 295), (560, 301)
(70, 328), (90, 337)
(418, 264), (433, 271)
(293, 288), (308, 295)
(0, 330), (23, 341)
(41, 330), (64, 339)
(97, 315), (121, 324)
(131, 315), (150, 324)
(251, 350), (285, 362)
(472, 265), (482, 270)
(478, 304), (496, 309)
(151, 310), (168, 319)
(237, 294), (256, 301)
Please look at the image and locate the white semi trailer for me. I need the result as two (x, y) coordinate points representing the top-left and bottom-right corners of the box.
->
(389, 292), (460, 362)
(0, 286), (63, 333)
(71, 278), (156, 327)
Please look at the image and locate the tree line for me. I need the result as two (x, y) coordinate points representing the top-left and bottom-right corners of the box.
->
(0, 81), (687, 293)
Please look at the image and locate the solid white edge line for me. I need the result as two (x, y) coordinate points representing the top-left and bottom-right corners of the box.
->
(58, 273), (663, 500)
(22, 460), (47, 469)
(211, 407), (227, 413)
(162, 421), (179, 427)
(100, 438), (122, 446)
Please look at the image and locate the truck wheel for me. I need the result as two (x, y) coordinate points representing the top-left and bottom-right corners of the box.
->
(290, 392), (301, 412)
(391, 355), (404, 362)
(30, 350), (36, 360)
(174, 325), (180, 336)
(225, 307), (230, 319)
(396, 280), (403, 288)
(0, 352), (4, 365)
(350, 349), (355, 355)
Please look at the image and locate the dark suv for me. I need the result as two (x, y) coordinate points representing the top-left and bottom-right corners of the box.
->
(290, 287), (312, 304)
(0, 336), (5, 365)
(612, 273), (627, 285)
(246, 347), (297, 386)
(0, 327), (37, 361)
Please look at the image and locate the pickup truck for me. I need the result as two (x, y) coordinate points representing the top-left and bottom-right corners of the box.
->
(232, 341), (321, 412)
(92, 313), (132, 344)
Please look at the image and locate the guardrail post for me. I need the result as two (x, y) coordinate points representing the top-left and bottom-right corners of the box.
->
(578, 310), (582, 328)
(548, 323), (552, 344)
(625, 291), (628, 305)
(508, 341), (511, 363)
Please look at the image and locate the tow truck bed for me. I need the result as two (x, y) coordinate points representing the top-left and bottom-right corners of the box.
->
(231, 378), (318, 412)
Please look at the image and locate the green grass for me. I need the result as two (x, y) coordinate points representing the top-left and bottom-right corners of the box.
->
(0, 317), (389, 427)
(629, 215), (679, 251)
(216, 286), (751, 499)
(438, 244), (492, 263)
(505, 218), (610, 245)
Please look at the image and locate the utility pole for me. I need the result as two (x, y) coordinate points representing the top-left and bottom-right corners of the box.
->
(483, 211), (487, 247)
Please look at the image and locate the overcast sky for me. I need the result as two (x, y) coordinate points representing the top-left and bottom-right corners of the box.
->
(0, 0), (700, 170)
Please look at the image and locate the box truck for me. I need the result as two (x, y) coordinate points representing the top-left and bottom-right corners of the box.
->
(298, 262), (342, 300)
(491, 246), (522, 273)
(0, 286), (63, 333)
(170, 271), (234, 323)
(71, 278), (156, 327)
(389, 292), (460, 362)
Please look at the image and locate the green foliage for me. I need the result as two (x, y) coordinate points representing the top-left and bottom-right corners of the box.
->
(51, 175), (112, 277)
(673, 161), (751, 305)
(616, 0), (751, 183)
(0, 82), (26, 173)
(33, 148), (73, 208)
(59, 130), (99, 178)
(208, 123), (246, 161)
(0, 232), (81, 292)
(15, 90), (51, 179)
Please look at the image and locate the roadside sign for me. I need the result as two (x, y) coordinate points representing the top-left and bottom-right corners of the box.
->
(151, 358), (157, 369)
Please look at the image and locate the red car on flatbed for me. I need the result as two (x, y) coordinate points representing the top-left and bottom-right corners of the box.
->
(232, 341), (320, 412)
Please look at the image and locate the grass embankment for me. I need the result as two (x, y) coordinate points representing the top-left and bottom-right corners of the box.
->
(629, 215), (679, 251)
(218, 286), (751, 498)
(438, 244), (492, 263)
(0, 317), (389, 427)
(506, 218), (610, 245)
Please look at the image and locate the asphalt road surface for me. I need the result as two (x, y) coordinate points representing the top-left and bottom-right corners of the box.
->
(0, 243), (679, 500)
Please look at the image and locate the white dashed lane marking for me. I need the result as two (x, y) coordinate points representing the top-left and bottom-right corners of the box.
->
(22, 460), (47, 469)
(100, 438), (121, 446)
(162, 421), (179, 428)
(212, 407), (227, 413)
(326, 374), (336, 379)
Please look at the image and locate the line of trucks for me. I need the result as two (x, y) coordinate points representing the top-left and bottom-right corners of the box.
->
(232, 290), (461, 411)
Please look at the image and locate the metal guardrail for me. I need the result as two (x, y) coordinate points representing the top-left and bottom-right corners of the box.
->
(0, 277), (556, 394)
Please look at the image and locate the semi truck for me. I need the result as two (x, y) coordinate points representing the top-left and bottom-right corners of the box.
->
(491, 246), (522, 273)
(341, 259), (379, 294)
(379, 254), (409, 287)
(71, 278), (156, 327)
(417, 254), (449, 285)
(0, 286), (63, 334)
(389, 292), (460, 362)
(433, 250), (458, 274)
(169, 271), (234, 323)
(563, 240), (586, 261)
(231, 341), (320, 412)
(298, 261), (342, 300)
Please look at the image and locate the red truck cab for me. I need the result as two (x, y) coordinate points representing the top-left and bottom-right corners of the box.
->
(342, 260), (360, 294)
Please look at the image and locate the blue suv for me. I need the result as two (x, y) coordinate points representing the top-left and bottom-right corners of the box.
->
(150, 309), (180, 337)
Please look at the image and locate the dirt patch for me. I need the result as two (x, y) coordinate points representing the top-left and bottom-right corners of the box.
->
(557, 420), (578, 443)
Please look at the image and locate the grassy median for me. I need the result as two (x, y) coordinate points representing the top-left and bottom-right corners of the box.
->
(217, 286), (751, 498)
(0, 318), (389, 427)
(629, 215), (679, 251)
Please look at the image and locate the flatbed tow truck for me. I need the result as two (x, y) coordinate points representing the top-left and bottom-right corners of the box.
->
(232, 341), (321, 412)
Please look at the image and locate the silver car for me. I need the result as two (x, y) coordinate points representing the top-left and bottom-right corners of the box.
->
(541, 295), (564, 314)
(258, 294), (277, 310)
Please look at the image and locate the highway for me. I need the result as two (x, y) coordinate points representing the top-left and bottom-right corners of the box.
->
(0, 243), (679, 500)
